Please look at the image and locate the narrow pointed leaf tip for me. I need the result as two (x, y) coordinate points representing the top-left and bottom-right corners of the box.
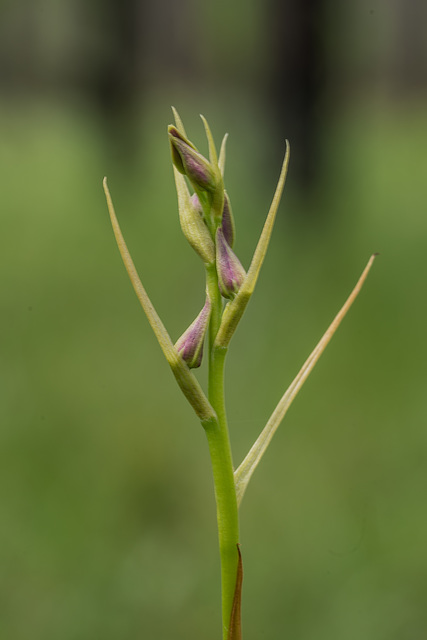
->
(234, 253), (377, 506)
(200, 114), (218, 166)
(171, 106), (187, 136)
(218, 133), (229, 177)
(103, 178), (216, 423)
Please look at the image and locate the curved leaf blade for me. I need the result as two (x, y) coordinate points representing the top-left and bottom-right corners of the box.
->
(103, 177), (216, 423)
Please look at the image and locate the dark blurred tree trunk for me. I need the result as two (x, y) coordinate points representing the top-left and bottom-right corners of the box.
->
(141, 0), (200, 83)
(267, 0), (325, 194)
(90, 1), (140, 114)
(393, 0), (427, 95)
(83, 0), (147, 162)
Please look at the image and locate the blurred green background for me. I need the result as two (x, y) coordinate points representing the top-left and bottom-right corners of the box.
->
(1, 1), (427, 638)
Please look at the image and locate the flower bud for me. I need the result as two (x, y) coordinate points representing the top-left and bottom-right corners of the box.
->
(179, 184), (215, 264)
(221, 191), (235, 248)
(168, 126), (217, 194)
(216, 228), (246, 299)
(175, 297), (211, 369)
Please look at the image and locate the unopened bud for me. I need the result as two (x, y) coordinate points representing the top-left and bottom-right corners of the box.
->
(175, 297), (211, 368)
(216, 228), (246, 299)
(168, 126), (217, 194)
(221, 192), (235, 247)
(179, 188), (215, 264)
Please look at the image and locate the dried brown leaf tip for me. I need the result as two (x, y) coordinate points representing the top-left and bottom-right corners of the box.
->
(228, 545), (243, 640)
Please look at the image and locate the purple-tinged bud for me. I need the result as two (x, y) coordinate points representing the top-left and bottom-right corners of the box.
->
(216, 228), (246, 300)
(175, 297), (211, 369)
(221, 192), (235, 247)
(168, 126), (217, 194)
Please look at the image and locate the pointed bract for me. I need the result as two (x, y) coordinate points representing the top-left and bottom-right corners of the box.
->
(200, 114), (218, 166)
(215, 141), (290, 348)
(103, 178), (216, 423)
(218, 133), (229, 177)
(171, 106), (187, 137)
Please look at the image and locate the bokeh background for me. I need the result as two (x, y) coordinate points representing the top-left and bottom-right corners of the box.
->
(1, 1), (427, 638)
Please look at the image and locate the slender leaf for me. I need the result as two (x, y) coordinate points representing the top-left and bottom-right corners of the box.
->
(234, 254), (377, 506)
(103, 178), (216, 424)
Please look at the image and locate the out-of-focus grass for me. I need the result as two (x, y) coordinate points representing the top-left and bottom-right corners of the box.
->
(1, 98), (426, 639)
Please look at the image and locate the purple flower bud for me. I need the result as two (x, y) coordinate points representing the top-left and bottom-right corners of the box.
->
(221, 192), (235, 247)
(175, 297), (211, 368)
(216, 228), (246, 300)
(168, 126), (217, 194)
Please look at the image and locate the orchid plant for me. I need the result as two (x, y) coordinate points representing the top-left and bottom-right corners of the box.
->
(103, 109), (376, 640)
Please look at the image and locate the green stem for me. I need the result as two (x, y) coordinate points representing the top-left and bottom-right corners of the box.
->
(205, 264), (240, 640)
(206, 263), (222, 343)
